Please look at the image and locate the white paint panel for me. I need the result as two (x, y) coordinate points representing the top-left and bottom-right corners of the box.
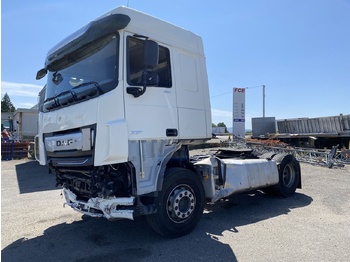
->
(41, 99), (98, 133)
(176, 53), (205, 110)
(126, 104), (178, 139)
(179, 54), (198, 92)
(95, 88), (128, 166)
(95, 121), (129, 166)
(178, 108), (207, 138)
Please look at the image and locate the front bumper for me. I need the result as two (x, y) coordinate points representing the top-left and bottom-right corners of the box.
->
(63, 188), (135, 220)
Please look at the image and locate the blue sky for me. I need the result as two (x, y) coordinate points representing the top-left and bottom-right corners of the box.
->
(2, 0), (350, 129)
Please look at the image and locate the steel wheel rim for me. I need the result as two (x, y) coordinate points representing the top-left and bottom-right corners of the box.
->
(166, 184), (196, 223)
(283, 163), (296, 188)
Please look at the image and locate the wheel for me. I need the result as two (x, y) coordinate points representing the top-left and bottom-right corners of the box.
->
(272, 154), (301, 197)
(146, 168), (205, 238)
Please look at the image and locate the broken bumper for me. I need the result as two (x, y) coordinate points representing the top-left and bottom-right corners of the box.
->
(63, 188), (135, 220)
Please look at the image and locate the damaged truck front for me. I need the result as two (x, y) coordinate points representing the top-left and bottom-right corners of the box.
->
(35, 7), (301, 238)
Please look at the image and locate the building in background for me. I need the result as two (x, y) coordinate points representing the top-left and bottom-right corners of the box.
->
(1, 108), (38, 141)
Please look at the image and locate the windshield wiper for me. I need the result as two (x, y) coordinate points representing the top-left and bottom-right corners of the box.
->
(43, 90), (73, 111)
(42, 81), (102, 112)
(71, 81), (103, 101)
(72, 81), (103, 93)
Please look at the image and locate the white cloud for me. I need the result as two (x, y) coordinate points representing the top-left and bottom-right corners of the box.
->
(1, 81), (42, 109)
(1, 81), (43, 98)
(17, 101), (37, 108)
(211, 108), (232, 118)
(211, 108), (232, 126)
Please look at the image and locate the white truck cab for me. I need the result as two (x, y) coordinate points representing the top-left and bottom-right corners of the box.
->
(36, 7), (301, 238)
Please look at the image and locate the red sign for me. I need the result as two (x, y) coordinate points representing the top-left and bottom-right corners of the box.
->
(234, 88), (245, 93)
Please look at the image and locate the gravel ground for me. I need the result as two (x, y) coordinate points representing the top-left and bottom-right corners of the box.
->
(1, 159), (350, 262)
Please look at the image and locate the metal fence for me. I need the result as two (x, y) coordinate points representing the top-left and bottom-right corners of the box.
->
(1, 140), (30, 160)
(248, 144), (349, 168)
(220, 137), (349, 168)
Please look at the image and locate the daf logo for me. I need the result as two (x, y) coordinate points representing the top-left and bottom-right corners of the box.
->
(56, 139), (74, 146)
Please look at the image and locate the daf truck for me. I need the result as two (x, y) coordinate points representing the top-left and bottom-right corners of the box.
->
(35, 6), (301, 238)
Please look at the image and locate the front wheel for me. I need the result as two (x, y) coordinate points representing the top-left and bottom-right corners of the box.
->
(146, 168), (205, 238)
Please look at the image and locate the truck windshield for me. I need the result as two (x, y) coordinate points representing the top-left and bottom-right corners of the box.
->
(42, 34), (119, 112)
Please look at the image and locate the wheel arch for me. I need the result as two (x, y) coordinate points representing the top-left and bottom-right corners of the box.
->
(156, 145), (197, 192)
(273, 153), (302, 189)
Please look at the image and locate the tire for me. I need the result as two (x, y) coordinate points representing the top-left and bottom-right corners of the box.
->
(146, 168), (205, 238)
(272, 154), (301, 197)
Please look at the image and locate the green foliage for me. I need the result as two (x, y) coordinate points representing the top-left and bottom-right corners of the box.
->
(1, 93), (16, 112)
(215, 122), (228, 133)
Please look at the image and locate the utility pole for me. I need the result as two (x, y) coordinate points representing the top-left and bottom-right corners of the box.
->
(262, 85), (265, 118)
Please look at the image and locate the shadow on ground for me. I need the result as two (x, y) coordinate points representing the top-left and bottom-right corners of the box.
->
(15, 160), (56, 194)
(202, 191), (313, 235)
(2, 188), (312, 262)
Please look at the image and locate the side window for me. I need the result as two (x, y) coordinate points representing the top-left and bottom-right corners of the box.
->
(127, 36), (172, 87)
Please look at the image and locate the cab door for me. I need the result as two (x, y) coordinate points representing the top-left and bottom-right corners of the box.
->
(123, 34), (178, 140)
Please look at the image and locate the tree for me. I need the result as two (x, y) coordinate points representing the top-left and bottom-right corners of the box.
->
(1, 93), (16, 112)
(217, 122), (228, 133)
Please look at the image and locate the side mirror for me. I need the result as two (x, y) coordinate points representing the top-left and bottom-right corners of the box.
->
(127, 39), (159, 98)
(127, 71), (159, 97)
(143, 40), (159, 68)
(36, 68), (47, 80)
(143, 71), (159, 86)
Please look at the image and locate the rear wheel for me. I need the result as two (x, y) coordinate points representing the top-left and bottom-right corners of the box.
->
(146, 168), (205, 238)
(273, 154), (301, 197)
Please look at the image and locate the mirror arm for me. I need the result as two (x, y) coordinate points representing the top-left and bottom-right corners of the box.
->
(127, 71), (148, 98)
(126, 86), (144, 98)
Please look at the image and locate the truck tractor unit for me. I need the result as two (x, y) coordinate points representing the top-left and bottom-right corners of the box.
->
(35, 7), (301, 238)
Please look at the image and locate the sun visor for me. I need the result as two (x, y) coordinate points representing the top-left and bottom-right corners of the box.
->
(45, 14), (130, 70)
